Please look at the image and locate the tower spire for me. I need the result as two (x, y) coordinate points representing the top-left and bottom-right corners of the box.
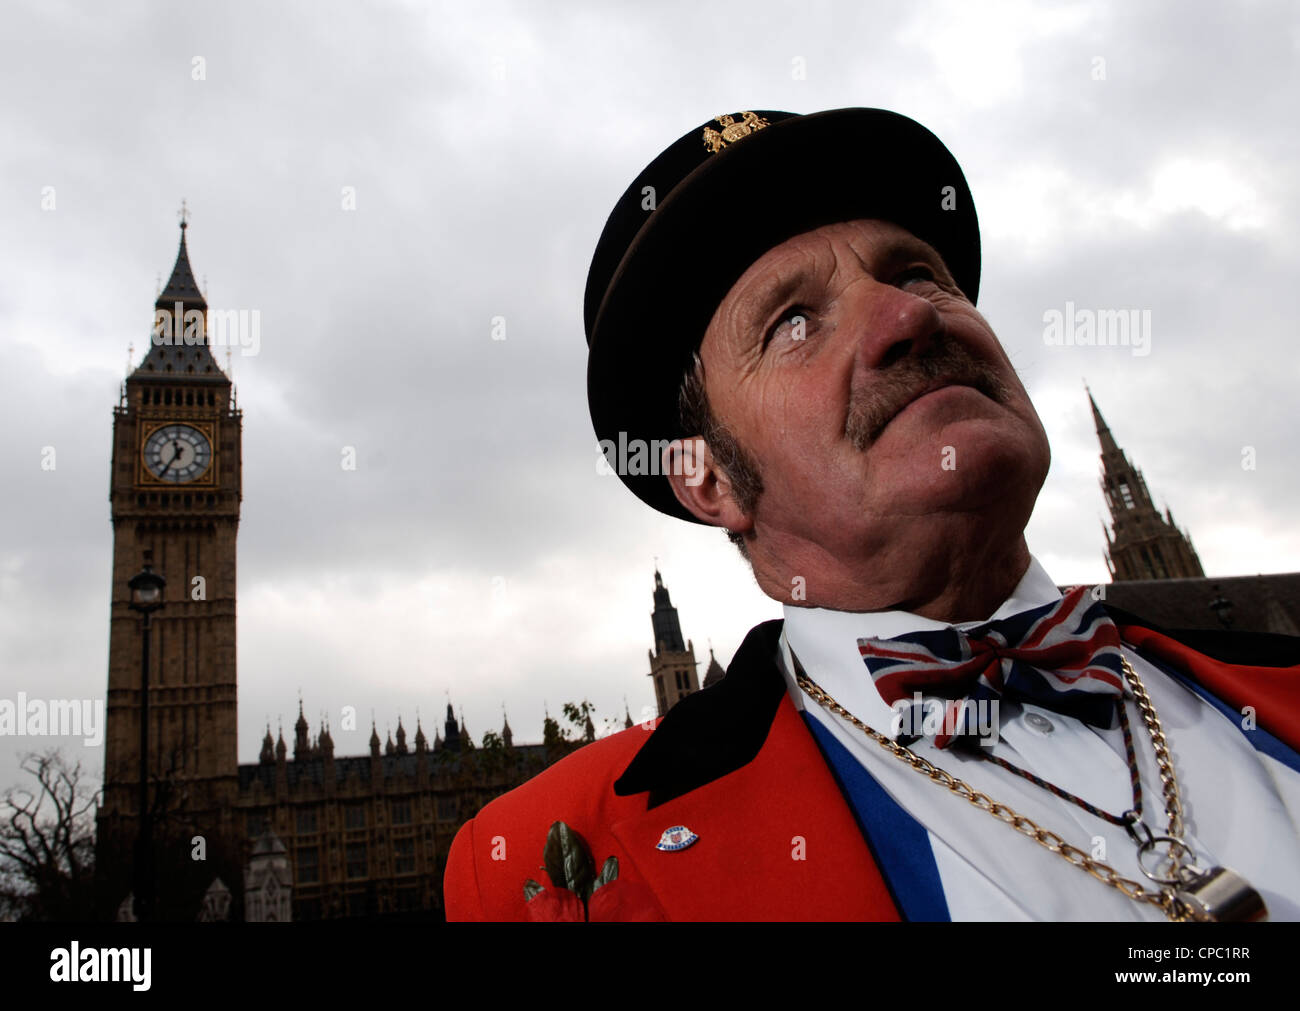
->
(294, 698), (310, 760)
(157, 204), (206, 311)
(133, 212), (228, 381)
(1085, 381), (1120, 457)
(443, 699), (461, 752)
(1089, 388), (1204, 582)
(650, 567), (685, 654)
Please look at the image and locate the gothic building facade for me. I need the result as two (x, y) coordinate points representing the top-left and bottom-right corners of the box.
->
(236, 700), (554, 920)
(1090, 389), (1205, 582)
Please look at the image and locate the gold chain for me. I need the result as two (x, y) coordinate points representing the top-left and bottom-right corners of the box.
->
(795, 653), (1193, 921)
(1123, 655), (1185, 842)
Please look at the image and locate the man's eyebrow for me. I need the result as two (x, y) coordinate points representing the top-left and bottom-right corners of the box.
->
(879, 235), (955, 280)
(736, 263), (808, 330)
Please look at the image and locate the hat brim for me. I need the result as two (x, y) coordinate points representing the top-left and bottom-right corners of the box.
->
(587, 108), (980, 523)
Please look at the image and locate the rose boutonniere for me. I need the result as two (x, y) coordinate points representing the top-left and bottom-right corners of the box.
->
(523, 821), (664, 921)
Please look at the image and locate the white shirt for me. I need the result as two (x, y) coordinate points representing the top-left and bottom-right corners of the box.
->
(780, 556), (1300, 921)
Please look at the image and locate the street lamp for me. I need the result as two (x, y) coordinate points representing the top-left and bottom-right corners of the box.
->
(128, 552), (165, 921)
(1208, 585), (1235, 631)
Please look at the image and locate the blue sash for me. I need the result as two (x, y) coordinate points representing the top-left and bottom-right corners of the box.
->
(800, 712), (950, 921)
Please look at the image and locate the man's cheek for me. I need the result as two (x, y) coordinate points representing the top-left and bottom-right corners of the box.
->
(762, 387), (822, 442)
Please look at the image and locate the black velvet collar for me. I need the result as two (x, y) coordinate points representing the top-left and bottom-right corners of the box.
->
(613, 619), (787, 809)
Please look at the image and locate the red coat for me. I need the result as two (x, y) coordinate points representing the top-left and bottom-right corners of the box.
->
(443, 616), (1300, 921)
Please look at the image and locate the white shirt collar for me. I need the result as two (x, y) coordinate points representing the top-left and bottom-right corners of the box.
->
(781, 555), (1063, 738)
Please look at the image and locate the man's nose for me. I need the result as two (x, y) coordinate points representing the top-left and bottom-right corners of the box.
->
(842, 278), (944, 371)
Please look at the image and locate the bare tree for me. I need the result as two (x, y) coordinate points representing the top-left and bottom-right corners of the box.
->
(0, 750), (98, 921)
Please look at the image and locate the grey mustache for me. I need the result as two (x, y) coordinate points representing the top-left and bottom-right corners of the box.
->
(845, 336), (1010, 450)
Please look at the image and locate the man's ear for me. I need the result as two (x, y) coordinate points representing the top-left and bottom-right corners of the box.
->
(662, 437), (753, 535)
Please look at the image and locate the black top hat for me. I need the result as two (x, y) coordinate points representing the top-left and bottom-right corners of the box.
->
(584, 108), (981, 523)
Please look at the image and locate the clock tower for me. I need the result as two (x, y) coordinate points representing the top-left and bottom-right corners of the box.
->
(98, 215), (243, 910)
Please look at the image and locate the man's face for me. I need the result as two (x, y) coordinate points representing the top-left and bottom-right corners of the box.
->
(697, 219), (1051, 577)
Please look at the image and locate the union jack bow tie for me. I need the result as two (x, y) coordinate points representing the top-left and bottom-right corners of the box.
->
(858, 585), (1125, 749)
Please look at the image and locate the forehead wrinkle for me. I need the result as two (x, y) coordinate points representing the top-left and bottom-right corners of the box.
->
(756, 240), (828, 311)
(842, 222), (955, 285)
(825, 234), (866, 292)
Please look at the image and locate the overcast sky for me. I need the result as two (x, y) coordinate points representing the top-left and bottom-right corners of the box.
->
(2, 0), (1297, 795)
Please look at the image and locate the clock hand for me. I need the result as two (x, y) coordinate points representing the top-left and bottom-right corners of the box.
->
(160, 441), (183, 474)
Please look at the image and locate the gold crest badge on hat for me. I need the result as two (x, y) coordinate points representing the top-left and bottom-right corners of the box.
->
(701, 111), (771, 154)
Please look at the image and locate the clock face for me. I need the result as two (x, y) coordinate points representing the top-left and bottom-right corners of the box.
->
(142, 424), (212, 483)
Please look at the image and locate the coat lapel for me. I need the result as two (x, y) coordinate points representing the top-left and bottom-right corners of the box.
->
(611, 620), (898, 919)
(609, 696), (898, 919)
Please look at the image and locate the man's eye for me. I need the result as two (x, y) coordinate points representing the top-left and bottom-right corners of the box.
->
(898, 265), (951, 294)
(897, 266), (937, 288)
(765, 306), (812, 346)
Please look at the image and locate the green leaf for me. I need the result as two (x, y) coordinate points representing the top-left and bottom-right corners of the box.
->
(523, 878), (543, 902)
(542, 823), (567, 890)
(592, 856), (619, 893)
(543, 820), (595, 899)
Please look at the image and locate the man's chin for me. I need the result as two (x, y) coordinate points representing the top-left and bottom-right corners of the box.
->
(861, 420), (1047, 505)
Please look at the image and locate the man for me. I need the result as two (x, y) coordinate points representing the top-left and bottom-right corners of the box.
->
(445, 109), (1300, 921)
